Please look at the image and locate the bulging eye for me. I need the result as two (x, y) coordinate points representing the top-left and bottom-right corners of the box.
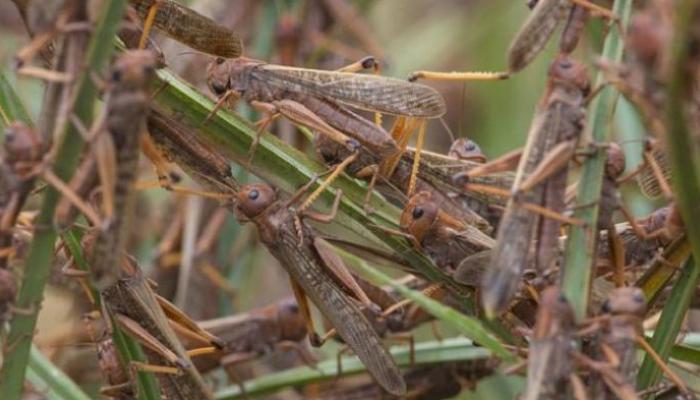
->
(412, 207), (424, 219)
(601, 300), (611, 313)
(464, 141), (476, 151)
(111, 69), (122, 82)
(211, 81), (227, 96)
(216, 57), (225, 65)
(633, 292), (645, 303)
(248, 189), (259, 201)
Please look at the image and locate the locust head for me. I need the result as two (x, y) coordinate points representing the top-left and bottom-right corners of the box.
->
(110, 50), (158, 90)
(236, 183), (277, 219)
(448, 138), (487, 163)
(277, 298), (307, 342)
(546, 55), (591, 100)
(207, 57), (260, 97)
(3, 122), (42, 174)
(400, 191), (439, 243)
(601, 287), (646, 317)
(604, 142), (626, 180)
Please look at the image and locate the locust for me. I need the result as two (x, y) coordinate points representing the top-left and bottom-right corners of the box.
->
(101, 258), (220, 400)
(83, 50), (158, 289)
(575, 287), (689, 399)
(128, 0), (243, 58)
(206, 56), (446, 163)
(481, 55), (590, 318)
(234, 182), (406, 396)
(0, 123), (43, 270)
(508, 0), (615, 73)
(524, 286), (579, 400)
(399, 190), (495, 276)
(195, 297), (312, 374)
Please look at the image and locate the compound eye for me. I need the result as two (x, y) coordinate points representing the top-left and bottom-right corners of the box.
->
(211, 81), (227, 96)
(111, 69), (122, 82)
(412, 207), (424, 220)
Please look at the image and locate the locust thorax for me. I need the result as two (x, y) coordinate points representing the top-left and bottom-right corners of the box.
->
(111, 50), (158, 90)
(448, 138), (487, 163)
(601, 287), (646, 317)
(276, 299), (307, 341)
(533, 287), (575, 338)
(400, 191), (439, 243)
(206, 57), (260, 97)
(236, 183), (277, 219)
(604, 142), (626, 179)
(3, 122), (42, 173)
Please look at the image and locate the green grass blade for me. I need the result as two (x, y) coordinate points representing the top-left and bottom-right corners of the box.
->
(561, 0), (633, 321)
(25, 346), (91, 400)
(214, 338), (491, 400)
(0, 71), (33, 129)
(637, 258), (700, 392)
(330, 244), (513, 360)
(109, 318), (163, 400)
(0, 2), (128, 398)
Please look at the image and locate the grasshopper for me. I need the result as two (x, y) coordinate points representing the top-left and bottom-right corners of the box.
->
(0, 123), (43, 270)
(399, 190), (495, 275)
(82, 50), (159, 289)
(508, 0), (615, 73)
(195, 298), (312, 374)
(234, 182), (406, 395)
(524, 286), (578, 400)
(206, 57), (446, 162)
(481, 55), (590, 318)
(577, 286), (690, 399)
(128, 0), (243, 58)
(101, 259), (218, 399)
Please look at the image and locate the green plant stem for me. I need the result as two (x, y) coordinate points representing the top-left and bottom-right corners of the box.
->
(25, 346), (91, 400)
(0, 2), (127, 398)
(561, 0), (633, 321)
(349, 253), (514, 360)
(215, 338), (491, 400)
(637, 258), (700, 393)
(0, 71), (33, 129)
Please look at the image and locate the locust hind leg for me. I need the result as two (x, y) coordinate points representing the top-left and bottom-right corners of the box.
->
(408, 70), (509, 82)
(289, 278), (323, 348)
(137, 0), (163, 50)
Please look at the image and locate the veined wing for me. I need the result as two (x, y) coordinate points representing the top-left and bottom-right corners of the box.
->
(130, 0), (243, 58)
(256, 64), (446, 118)
(508, 0), (571, 72)
(275, 229), (406, 396)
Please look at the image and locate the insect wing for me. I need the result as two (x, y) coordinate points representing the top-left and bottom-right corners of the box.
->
(256, 65), (446, 118)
